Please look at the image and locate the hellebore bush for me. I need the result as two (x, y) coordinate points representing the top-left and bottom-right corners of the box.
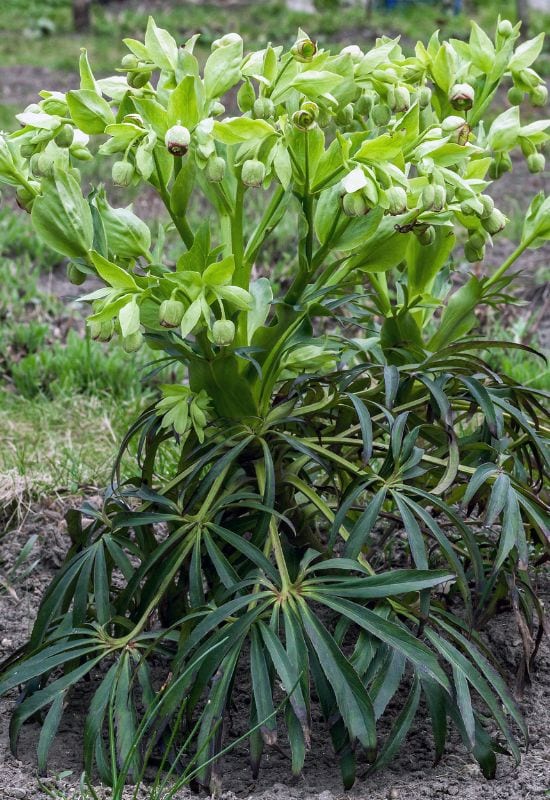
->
(0, 17), (549, 792)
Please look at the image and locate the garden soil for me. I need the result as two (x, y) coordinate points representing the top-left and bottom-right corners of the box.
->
(0, 501), (549, 800)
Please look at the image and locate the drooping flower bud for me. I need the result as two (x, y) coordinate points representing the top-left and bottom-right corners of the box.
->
(385, 185), (408, 215)
(16, 185), (36, 213)
(54, 124), (74, 148)
(356, 91), (376, 116)
(507, 86), (524, 106)
(253, 97), (275, 120)
(210, 101), (225, 117)
(341, 44), (363, 62)
(449, 83), (475, 111)
(468, 230), (486, 251)
(441, 116), (470, 145)
(122, 330), (144, 353)
(128, 70), (152, 89)
(432, 185), (447, 212)
(371, 103), (391, 126)
(415, 224), (436, 246)
(90, 319), (114, 342)
(206, 155), (226, 183)
(165, 124), (191, 156)
(488, 152), (512, 179)
(479, 195), (495, 219)
(212, 319), (236, 346)
(418, 86), (432, 109)
(394, 86), (410, 113)
(159, 298), (185, 329)
(336, 103), (354, 126)
(464, 238), (485, 263)
(20, 143), (36, 159)
(527, 152), (545, 173)
(530, 84), (548, 107)
(291, 34), (317, 63)
(421, 184), (435, 211)
(498, 19), (514, 38)
(342, 190), (369, 217)
(241, 159), (266, 188)
(67, 262), (86, 285)
(212, 33), (242, 50)
(112, 159), (135, 187)
(482, 209), (507, 235)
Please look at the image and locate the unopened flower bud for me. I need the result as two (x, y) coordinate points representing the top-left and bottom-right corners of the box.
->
(71, 145), (93, 161)
(394, 86), (410, 113)
(527, 152), (545, 173)
(488, 152), (512, 179)
(415, 224), (436, 246)
(421, 184), (435, 210)
(449, 83), (475, 111)
(372, 103), (391, 126)
(481, 209), (507, 235)
(20, 143), (36, 159)
(479, 195), (494, 219)
(442, 116), (470, 145)
(67, 262), (86, 285)
(206, 155), (226, 183)
(464, 239), (485, 263)
(498, 19), (514, 38)
(212, 318), (235, 346)
(54, 124), (74, 148)
(210, 101), (225, 117)
(90, 319), (114, 342)
(122, 330), (144, 352)
(386, 185), (407, 215)
(35, 152), (55, 176)
(112, 159), (135, 187)
(128, 70), (151, 89)
(121, 53), (140, 70)
(468, 230), (486, 250)
(165, 124), (191, 156)
(241, 159), (266, 188)
(507, 86), (524, 106)
(418, 86), (432, 109)
(292, 35), (317, 63)
(253, 97), (275, 120)
(336, 103), (354, 126)
(342, 191), (369, 217)
(212, 33), (242, 50)
(341, 44), (363, 62)
(356, 91), (376, 116)
(159, 298), (185, 328)
(432, 185), (447, 212)
(530, 84), (548, 107)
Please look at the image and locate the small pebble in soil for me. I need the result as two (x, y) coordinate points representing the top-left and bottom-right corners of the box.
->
(388, 789), (400, 799)
(6, 789), (27, 799)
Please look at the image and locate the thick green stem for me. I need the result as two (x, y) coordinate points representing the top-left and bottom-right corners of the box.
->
(231, 178), (246, 288)
(153, 150), (194, 249)
(485, 233), (536, 289)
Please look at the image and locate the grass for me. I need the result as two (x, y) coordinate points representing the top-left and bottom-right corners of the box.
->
(0, 0), (548, 74)
(0, 392), (143, 499)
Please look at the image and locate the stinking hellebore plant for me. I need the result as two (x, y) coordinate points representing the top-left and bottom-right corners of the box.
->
(0, 17), (549, 792)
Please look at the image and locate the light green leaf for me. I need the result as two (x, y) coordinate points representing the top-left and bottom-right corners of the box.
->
(145, 16), (178, 71)
(66, 90), (114, 135)
(90, 250), (138, 290)
(31, 171), (93, 259)
(212, 117), (276, 145)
